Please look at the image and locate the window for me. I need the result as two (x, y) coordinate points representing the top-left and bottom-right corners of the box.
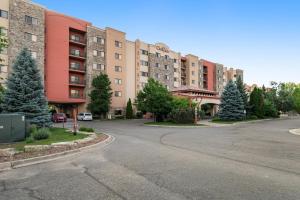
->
(165, 55), (169, 59)
(115, 53), (122, 60)
(93, 50), (104, 57)
(93, 37), (105, 44)
(25, 15), (38, 25)
(93, 63), (105, 70)
(70, 62), (81, 70)
(0, 28), (8, 36)
(192, 80), (195, 84)
(141, 72), (149, 77)
(114, 109), (123, 115)
(31, 51), (37, 59)
(141, 49), (148, 55)
(165, 85), (170, 90)
(165, 75), (169, 80)
(192, 62), (195, 67)
(115, 40), (122, 48)
(70, 34), (80, 42)
(156, 53), (160, 58)
(174, 77), (178, 82)
(70, 75), (80, 83)
(192, 71), (195, 76)
(0, 10), (8, 19)
(115, 91), (122, 97)
(114, 78), (122, 85)
(25, 32), (37, 42)
(71, 49), (80, 56)
(155, 73), (160, 79)
(140, 60), (149, 66)
(70, 89), (80, 98)
(164, 65), (169, 70)
(115, 66), (122, 72)
(173, 59), (177, 63)
(155, 63), (160, 68)
(174, 68), (177, 72)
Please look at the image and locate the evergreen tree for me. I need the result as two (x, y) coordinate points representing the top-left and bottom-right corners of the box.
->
(2, 48), (51, 127)
(137, 78), (172, 122)
(218, 80), (245, 121)
(236, 76), (248, 114)
(125, 98), (134, 119)
(0, 83), (4, 113)
(249, 87), (265, 118)
(87, 73), (112, 118)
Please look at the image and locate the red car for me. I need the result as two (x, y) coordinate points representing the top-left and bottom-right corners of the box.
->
(52, 113), (67, 123)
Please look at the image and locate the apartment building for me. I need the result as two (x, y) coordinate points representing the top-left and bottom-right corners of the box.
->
(0, 0), (244, 117)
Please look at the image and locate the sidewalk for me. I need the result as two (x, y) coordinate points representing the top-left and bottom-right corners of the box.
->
(289, 129), (300, 136)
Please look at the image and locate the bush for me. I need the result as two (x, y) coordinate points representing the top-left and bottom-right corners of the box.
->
(79, 127), (94, 132)
(264, 99), (279, 118)
(29, 124), (38, 134)
(246, 115), (258, 120)
(26, 136), (34, 143)
(169, 108), (194, 124)
(33, 128), (50, 140)
(136, 112), (143, 119)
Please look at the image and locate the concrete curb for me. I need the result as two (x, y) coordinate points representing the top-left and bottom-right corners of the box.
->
(0, 134), (114, 172)
(144, 124), (206, 128)
(289, 129), (300, 136)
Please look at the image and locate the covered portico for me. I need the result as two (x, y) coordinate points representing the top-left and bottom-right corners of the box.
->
(171, 86), (221, 117)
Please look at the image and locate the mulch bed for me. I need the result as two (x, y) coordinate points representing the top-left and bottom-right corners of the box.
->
(0, 134), (108, 163)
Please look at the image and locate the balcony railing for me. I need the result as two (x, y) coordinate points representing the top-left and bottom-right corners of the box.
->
(69, 94), (85, 99)
(69, 51), (86, 60)
(69, 37), (86, 46)
(69, 65), (86, 73)
(69, 79), (86, 86)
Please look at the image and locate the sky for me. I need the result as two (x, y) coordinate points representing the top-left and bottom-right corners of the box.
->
(34, 0), (300, 86)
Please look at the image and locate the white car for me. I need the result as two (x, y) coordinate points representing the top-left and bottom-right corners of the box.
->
(77, 113), (93, 121)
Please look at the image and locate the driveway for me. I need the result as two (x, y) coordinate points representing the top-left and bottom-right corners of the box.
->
(0, 117), (300, 200)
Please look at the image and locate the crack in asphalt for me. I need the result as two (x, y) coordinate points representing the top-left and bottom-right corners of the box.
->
(1, 180), (42, 200)
(71, 162), (127, 200)
(159, 131), (300, 177)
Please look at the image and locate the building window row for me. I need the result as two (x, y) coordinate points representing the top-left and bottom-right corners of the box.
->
(93, 63), (105, 70)
(115, 66), (122, 72)
(0, 28), (8, 36)
(25, 15), (38, 25)
(141, 49), (148, 55)
(114, 78), (122, 85)
(0, 65), (8, 73)
(93, 37), (105, 44)
(115, 53), (122, 60)
(0, 10), (8, 19)
(25, 32), (37, 42)
(30, 51), (37, 59)
(141, 71), (149, 77)
(140, 60), (149, 66)
(165, 75), (170, 80)
(115, 91), (122, 97)
(164, 65), (169, 70)
(93, 50), (105, 57)
(0, 47), (7, 55)
(155, 63), (160, 68)
(115, 40), (122, 48)
(70, 62), (81, 70)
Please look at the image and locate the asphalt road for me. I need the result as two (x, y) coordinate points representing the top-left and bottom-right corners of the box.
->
(1, 117), (300, 200)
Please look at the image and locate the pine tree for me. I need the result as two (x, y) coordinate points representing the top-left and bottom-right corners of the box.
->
(236, 76), (248, 113)
(87, 73), (112, 118)
(218, 80), (245, 121)
(126, 98), (134, 119)
(249, 87), (265, 118)
(2, 48), (51, 127)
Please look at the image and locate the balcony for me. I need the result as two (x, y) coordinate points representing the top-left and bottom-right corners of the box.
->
(69, 38), (86, 47)
(69, 65), (86, 73)
(69, 51), (86, 60)
(69, 93), (85, 99)
(69, 79), (86, 87)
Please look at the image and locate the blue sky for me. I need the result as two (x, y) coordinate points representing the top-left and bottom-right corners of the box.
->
(34, 0), (300, 86)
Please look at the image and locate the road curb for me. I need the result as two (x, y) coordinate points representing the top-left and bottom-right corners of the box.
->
(0, 134), (114, 172)
(289, 129), (300, 136)
(144, 124), (206, 128)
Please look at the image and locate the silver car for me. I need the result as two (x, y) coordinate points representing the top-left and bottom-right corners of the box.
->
(77, 112), (93, 121)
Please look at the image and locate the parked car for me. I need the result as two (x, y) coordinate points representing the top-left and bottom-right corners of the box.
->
(52, 113), (67, 123)
(77, 113), (93, 121)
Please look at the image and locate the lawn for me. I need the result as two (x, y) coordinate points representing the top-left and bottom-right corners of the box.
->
(0, 128), (88, 151)
(144, 121), (204, 126)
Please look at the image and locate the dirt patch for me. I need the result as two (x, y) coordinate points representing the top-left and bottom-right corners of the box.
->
(0, 134), (108, 163)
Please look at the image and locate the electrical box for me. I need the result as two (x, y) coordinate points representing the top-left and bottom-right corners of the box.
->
(0, 114), (26, 143)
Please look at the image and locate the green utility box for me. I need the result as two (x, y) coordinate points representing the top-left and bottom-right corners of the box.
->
(0, 114), (26, 143)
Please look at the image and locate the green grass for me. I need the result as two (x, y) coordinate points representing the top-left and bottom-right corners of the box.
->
(0, 127), (88, 151)
(144, 121), (204, 126)
(210, 117), (268, 124)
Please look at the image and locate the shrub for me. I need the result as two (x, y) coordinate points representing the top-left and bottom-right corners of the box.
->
(246, 115), (258, 120)
(26, 136), (34, 143)
(79, 127), (94, 132)
(29, 124), (37, 134)
(33, 128), (50, 140)
(169, 108), (194, 124)
(264, 99), (279, 118)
